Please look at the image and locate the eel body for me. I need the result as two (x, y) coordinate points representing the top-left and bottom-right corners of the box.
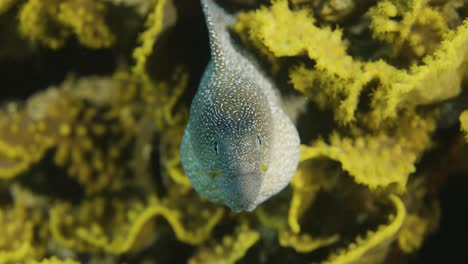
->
(180, 0), (300, 212)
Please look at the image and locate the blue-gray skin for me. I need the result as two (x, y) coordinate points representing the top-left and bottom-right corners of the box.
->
(180, 0), (300, 212)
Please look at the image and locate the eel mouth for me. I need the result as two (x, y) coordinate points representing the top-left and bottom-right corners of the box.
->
(219, 172), (263, 212)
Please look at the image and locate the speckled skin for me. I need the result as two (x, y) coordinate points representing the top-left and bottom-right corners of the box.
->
(180, 0), (300, 212)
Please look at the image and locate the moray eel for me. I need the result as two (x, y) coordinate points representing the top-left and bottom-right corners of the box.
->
(180, 0), (300, 212)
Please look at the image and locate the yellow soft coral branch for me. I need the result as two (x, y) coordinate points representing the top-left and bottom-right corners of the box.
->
(288, 167), (320, 234)
(161, 190), (225, 245)
(234, 0), (358, 78)
(49, 197), (156, 253)
(76, 201), (217, 253)
(50, 194), (224, 254)
(18, 0), (66, 49)
(233, 0), (383, 124)
(280, 157), (341, 253)
(0, 201), (34, 264)
(300, 133), (414, 191)
(29, 257), (80, 264)
(188, 224), (260, 264)
(18, 0), (114, 49)
(234, 0), (468, 126)
(233, 0), (364, 124)
(231, 11), (281, 72)
(459, 110), (468, 142)
(130, 0), (188, 132)
(55, 0), (114, 48)
(289, 63), (372, 124)
(160, 126), (192, 191)
(397, 214), (428, 253)
(299, 110), (434, 191)
(371, 19), (468, 122)
(48, 76), (138, 193)
(132, 0), (167, 77)
(152, 69), (189, 131)
(287, 160), (337, 233)
(370, 0), (448, 58)
(323, 194), (406, 264)
(279, 231), (339, 253)
(0, 103), (57, 179)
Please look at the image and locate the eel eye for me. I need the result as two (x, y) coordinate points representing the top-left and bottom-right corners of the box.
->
(256, 135), (261, 147)
(214, 141), (219, 155)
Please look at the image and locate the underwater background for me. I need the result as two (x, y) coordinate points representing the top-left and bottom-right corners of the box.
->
(1, 0), (468, 263)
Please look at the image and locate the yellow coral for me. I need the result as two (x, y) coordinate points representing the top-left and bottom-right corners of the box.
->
(0, 200), (34, 264)
(233, 0), (357, 78)
(279, 154), (345, 254)
(397, 214), (428, 253)
(49, 196), (158, 254)
(18, 0), (114, 49)
(188, 224), (260, 264)
(18, 0), (66, 48)
(131, 0), (188, 132)
(323, 194), (406, 264)
(234, 0), (468, 126)
(132, 0), (168, 78)
(288, 159), (338, 233)
(55, 0), (114, 48)
(300, 134), (412, 191)
(233, 0), (367, 124)
(0, 99), (59, 179)
(28, 257), (80, 264)
(460, 110), (468, 142)
(0, 0), (16, 14)
(279, 231), (339, 253)
(370, 0), (448, 58)
(298, 111), (433, 192)
(288, 165), (321, 234)
(370, 19), (468, 123)
(48, 77), (138, 193)
(160, 125), (192, 191)
(50, 193), (223, 254)
(397, 176), (441, 254)
(160, 190), (224, 245)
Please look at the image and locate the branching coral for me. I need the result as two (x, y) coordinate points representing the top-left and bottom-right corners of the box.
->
(234, 0), (468, 126)
(397, 214), (429, 253)
(369, 0), (448, 58)
(1, 76), (141, 192)
(49, 193), (223, 253)
(397, 175), (440, 254)
(280, 159), (341, 253)
(279, 230), (340, 253)
(323, 194), (406, 264)
(0, 196), (50, 263)
(18, 0), (114, 48)
(188, 223), (260, 264)
(0, 200), (34, 264)
(300, 111), (435, 192)
(49, 196), (156, 254)
(0, 91), (64, 179)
